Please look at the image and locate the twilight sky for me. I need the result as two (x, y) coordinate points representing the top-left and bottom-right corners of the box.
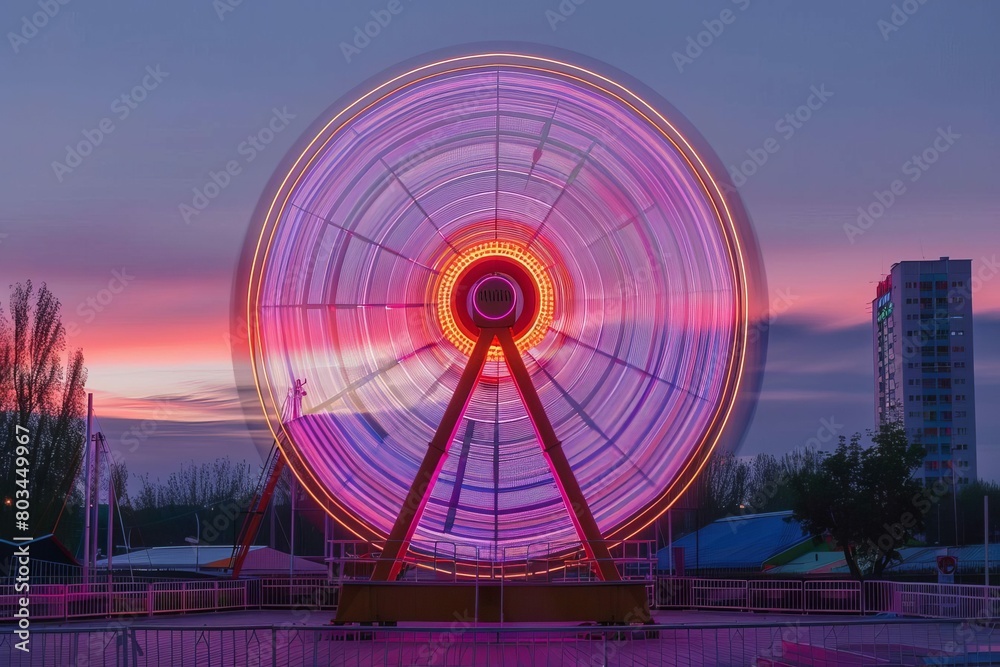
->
(2, 1), (998, 483)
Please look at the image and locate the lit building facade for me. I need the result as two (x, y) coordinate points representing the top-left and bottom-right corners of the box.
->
(873, 257), (977, 487)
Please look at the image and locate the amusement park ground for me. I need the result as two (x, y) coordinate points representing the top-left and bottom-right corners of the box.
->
(4, 610), (999, 666)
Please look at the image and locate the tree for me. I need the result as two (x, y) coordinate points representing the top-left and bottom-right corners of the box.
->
(132, 458), (257, 511)
(699, 452), (752, 522)
(788, 421), (928, 578)
(924, 481), (1000, 546)
(0, 281), (87, 540)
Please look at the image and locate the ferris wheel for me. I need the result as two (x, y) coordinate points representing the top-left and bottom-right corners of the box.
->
(238, 49), (766, 581)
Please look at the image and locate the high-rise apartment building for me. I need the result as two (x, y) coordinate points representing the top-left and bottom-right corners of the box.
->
(873, 257), (976, 487)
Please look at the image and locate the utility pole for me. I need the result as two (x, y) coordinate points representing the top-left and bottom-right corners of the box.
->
(83, 393), (93, 583)
(106, 434), (114, 581)
(986, 495), (990, 589)
(289, 475), (296, 578)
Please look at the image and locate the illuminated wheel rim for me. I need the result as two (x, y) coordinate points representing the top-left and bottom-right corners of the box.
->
(241, 49), (765, 563)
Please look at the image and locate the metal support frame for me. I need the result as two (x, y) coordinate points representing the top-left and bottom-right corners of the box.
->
(372, 326), (620, 582)
(230, 444), (285, 578)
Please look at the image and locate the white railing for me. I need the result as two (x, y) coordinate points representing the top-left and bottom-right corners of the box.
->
(5, 576), (1000, 622)
(748, 579), (804, 612)
(326, 539), (658, 584)
(3, 618), (987, 667)
(865, 580), (1000, 619)
(657, 577), (999, 617)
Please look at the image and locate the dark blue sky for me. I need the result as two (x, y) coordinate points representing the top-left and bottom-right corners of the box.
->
(1, 0), (998, 482)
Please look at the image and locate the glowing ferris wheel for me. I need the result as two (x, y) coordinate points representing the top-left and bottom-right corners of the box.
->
(240, 49), (765, 580)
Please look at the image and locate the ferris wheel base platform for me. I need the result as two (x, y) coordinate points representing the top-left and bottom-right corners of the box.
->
(333, 581), (651, 624)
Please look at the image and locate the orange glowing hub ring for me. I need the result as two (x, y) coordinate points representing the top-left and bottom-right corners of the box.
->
(436, 239), (556, 359)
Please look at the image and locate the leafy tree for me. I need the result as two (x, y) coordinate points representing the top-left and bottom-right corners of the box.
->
(0, 281), (87, 542)
(120, 458), (259, 548)
(788, 422), (927, 578)
(924, 481), (1000, 546)
(131, 458), (257, 511)
(696, 449), (825, 522)
(699, 452), (752, 522)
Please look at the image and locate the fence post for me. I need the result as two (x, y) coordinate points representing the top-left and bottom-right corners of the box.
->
(147, 583), (153, 617)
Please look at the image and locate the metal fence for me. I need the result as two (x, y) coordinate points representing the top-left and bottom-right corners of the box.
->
(656, 577), (1000, 617)
(1, 619), (995, 666)
(6, 576), (1000, 623)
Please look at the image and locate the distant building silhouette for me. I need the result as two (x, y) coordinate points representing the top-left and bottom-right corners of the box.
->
(873, 257), (977, 487)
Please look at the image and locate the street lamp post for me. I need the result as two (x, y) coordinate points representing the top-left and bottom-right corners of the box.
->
(185, 513), (201, 574)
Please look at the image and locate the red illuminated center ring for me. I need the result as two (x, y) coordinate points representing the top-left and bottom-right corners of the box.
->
(435, 240), (556, 359)
(471, 275), (518, 326)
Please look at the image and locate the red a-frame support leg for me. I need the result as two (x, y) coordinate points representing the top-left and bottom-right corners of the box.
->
(371, 326), (620, 582)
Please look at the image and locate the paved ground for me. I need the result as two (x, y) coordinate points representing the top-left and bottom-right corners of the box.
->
(5, 610), (1000, 665)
